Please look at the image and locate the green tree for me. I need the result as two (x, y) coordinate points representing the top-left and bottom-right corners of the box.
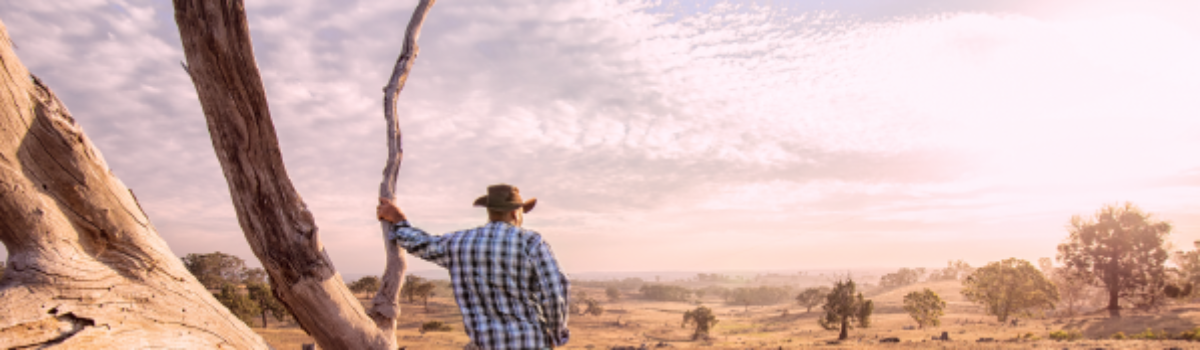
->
(796, 286), (830, 313)
(1057, 203), (1172, 317)
(348, 275), (381, 297)
(242, 267), (266, 285)
(962, 258), (1058, 322)
(606, 286), (620, 301)
(182, 252), (249, 289)
(902, 288), (946, 329)
(682, 305), (719, 340)
(246, 282), (290, 328)
(215, 284), (260, 327)
(818, 279), (873, 340)
(400, 274), (426, 303)
(413, 281), (436, 312)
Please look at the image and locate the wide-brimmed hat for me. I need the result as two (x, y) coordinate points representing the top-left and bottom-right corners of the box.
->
(473, 184), (537, 213)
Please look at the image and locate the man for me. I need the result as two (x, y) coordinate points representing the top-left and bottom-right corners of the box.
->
(376, 184), (570, 349)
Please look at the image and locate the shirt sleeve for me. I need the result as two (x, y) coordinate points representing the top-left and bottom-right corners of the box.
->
(387, 221), (451, 268)
(528, 236), (570, 346)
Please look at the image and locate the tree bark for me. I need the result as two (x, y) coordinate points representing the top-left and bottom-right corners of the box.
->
(0, 19), (269, 349)
(173, 0), (436, 348)
(372, 0), (437, 339)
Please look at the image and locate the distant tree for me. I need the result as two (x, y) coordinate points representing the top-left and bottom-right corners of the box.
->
(584, 298), (605, 316)
(962, 258), (1058, 322)
(0, 261), (5, 280)
(879, 268), (924, 289)
(1057, 203), (1172, 317)
(348, 276), (382, 297)
(606, 286), (621, 301)
(215, 283), (260, 326)
(1172, 241), (1200, 300)
(818, 279), (873, 340)
(640, 284), (692, 301)
(902, 288), (945, 329)
(698, 285), (730, 302)
(694, 289), (706, 300)
(182, 252), (248, 289)
(696, 273), (732, 283)
(929, 260), (974, 281)
(569, 299), (582, 315)
(682, 305), (719, 340)
(246, 282), (290, 328)
(1039, 257), (1103, 316)
(729, 286), (792, 311)
(242, 267), (266, 285)
(796, 287), (831, 313)
(413, 281), (436, 312)
(400, 274), (426, 303)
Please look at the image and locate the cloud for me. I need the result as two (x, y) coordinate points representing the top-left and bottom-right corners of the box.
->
(3, 0), (1199, 273)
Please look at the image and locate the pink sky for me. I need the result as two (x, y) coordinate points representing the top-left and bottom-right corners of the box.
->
(2, 0), (1199, 275)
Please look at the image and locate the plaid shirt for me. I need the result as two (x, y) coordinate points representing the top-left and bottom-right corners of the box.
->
(389, 221), (570, 349)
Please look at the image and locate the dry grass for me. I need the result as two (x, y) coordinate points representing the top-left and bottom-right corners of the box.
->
(255, 283), (1200, 349)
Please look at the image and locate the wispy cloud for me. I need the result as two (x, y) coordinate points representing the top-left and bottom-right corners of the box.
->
(3, 0), (1198, 273)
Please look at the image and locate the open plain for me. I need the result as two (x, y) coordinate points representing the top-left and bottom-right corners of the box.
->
(255, 280), (1200, 349)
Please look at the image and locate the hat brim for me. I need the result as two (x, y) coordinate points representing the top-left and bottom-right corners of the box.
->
(473, 196), (537, 213)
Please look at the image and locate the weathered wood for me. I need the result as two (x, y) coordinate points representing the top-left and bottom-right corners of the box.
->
(0, 18), (269, 349)
(371, 0), (438, 337)
(173, 0), (437, 348)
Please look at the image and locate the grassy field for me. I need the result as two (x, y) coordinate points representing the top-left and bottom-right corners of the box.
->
(255, 280), (1200, 349)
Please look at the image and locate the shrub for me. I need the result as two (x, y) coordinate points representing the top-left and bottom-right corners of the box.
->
(1111, 332), (1126, 340)
(1178, 327), (1200, 340)
(420, 321), (452, 333)
(1128, 328), (1169, 340)
(1048, 329), (1083, 341)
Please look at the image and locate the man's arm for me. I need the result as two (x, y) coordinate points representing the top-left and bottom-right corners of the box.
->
(529, 236), (570, 347)
(377, 198), (451, 267)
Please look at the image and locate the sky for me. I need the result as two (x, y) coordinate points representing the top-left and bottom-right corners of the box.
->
(2, 0), (1199, 276)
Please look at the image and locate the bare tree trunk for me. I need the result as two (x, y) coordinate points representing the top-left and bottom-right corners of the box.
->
(0, 19), (268, 349)
(172, 0), (436, 348)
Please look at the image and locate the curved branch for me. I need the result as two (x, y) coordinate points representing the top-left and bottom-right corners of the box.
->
(172, 0), (440, 348)
(370, 0), (437, 332)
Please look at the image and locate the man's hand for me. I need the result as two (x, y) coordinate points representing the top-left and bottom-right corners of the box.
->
(376, 197), (408, 224)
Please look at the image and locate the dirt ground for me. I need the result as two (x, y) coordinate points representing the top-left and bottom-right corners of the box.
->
(255, 280), (1200, 349)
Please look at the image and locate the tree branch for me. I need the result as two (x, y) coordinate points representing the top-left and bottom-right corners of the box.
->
(371, 0), (438, 333)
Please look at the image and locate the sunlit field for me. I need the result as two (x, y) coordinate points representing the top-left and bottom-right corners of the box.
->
(256, 279), (1200, 349)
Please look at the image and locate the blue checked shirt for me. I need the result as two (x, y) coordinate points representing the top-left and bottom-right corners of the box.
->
(389, 221), (570, 349)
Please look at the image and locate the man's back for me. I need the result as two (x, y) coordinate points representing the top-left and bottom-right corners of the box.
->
(389, 221), (570, 349)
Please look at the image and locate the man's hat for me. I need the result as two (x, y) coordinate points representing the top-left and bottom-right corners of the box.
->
(473, 184), (537, 213)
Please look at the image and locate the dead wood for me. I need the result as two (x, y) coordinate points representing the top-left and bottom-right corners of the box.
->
(0, 18), (269, 349)
(173, 0), (437, 348)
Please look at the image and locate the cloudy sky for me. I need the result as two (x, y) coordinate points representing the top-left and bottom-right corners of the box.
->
(2, 0), (1199, 276)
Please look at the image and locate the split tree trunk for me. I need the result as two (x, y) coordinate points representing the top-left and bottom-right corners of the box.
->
(173, 0), (436, 348)
(0, 19), (269, 349)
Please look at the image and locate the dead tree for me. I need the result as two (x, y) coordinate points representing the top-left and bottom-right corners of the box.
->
(173, 0), (437, 349)
(0, 0), (436, 348)
(0, 19), (269, 348)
